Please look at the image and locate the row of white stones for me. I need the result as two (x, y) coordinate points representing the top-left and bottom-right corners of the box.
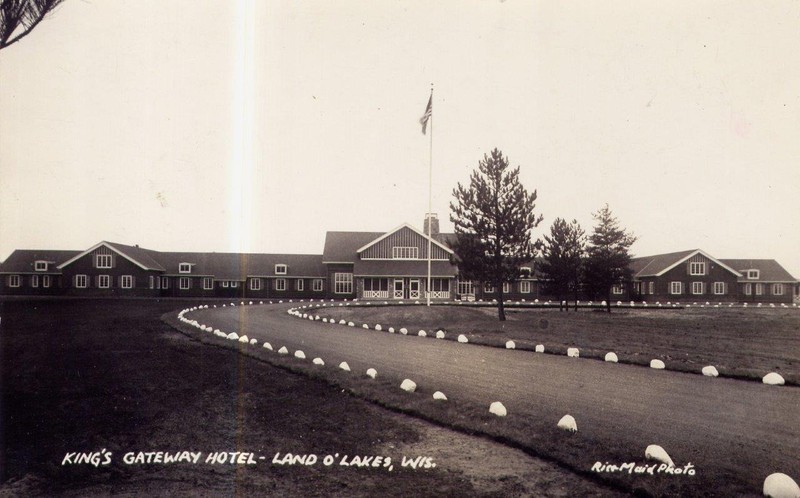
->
(286, 304), (789, 386)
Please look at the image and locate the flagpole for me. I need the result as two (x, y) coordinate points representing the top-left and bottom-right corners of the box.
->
(426, 84), (433, 307)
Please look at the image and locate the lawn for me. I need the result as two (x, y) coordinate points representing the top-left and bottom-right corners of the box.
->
(315, 304), (800, 384)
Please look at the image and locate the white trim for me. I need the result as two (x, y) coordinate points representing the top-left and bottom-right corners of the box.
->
(355, 223), (454, 255)
(275, 264), (287, 275)
(612, 284), (624, 295)
(670, 281), (682, 295)
(275, 278), (286, 291)
(691, 281), (704, 295)
(502, 282), (512, 294)
(178, 263), (193, 274)
(313, 279), (324, 291)
(57, 242), (160, 271)
(520, 281), (531, 293)
(296, 279), (304, 291)
(8, 274), (21, 287)
(98, 275), (111, 288)
(746, 269), (760, 280)
(334, 272), (353, 294)
(713, 281), (726, 295)
(31, 274), (39, 287)
(96, 254), (112, 269)
(161, 276), (170, 289)
(755, 283), (764, 296)
(655, 250), (742, 277)
(773, 283), (784, 295)
(120, 275), (133, 289)
(250, 278), (262, 291)
(203, 277), (213, 290)
(689, 261), (706, 276)
(34, 260), (48, 271)
(75, 274), (88, 288)
(179, 277), (191, 290)
(42, 275), (51, 288)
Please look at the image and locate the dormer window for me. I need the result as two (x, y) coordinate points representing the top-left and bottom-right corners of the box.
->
(746, 269), (759, 280)
(34, 261), (48, 272)
(178, 263), (192, 274)
(275, 264), (287, 275)
(392, 247), (418, 259)
(520, 266), (532, 276)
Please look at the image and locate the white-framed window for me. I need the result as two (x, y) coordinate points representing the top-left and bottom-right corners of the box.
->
(275, 264), (287, 275)
(42, 275), (51, 288)
(744, 283), (752, 295)
(648, 282), (654, 295)
(520, 281), (531, 294)
(96, 254), (112, 269)
(520, 266), (532, 276)
(392, 246), (419, 259)
(773, 283), (784, 295)
(313, 279), (324, 292)
(179, 277), (191, 290)
(755, 283), (764, 296)
(275, 278), (286, 291)
(203, 278), (213, 290)
(713, 282), (726, 295)
(483, 282), (495, 293)
(747, 270), (759, 280)
(502, 282), (512, 294)
(691, 282), (704, 295)
(178, 263), (192, 274)
(31, 275), (39, 288)
(98, 275), (111, 288)
(149, 276), (155, 289)
(670, 281), (682, 295)
(75, 274), (88, 288)
(221, 281), (229, 288)
(334, 273), (353, 294)
(230, 281), (239, 288)
(296, 279), (304, 291)
(612, 284), (624, 295)
(430, 278), (449, 292)
(8, 274), (21, 287)
(689, 262), (706, 275)
(120, 275), (133, 289)
(250, 278), (261, 291)
(161, 277), (170, 289)
(34, 261), (47, 271)
(457, 280), (474, 295)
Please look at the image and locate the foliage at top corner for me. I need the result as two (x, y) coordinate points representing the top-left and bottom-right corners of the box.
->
(1, 0), (65, 51)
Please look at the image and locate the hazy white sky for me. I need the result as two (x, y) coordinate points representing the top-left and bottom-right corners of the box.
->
(1, 1), (799, 277)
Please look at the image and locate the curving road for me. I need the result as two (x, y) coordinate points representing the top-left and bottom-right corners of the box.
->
(190, 303), (800, 494)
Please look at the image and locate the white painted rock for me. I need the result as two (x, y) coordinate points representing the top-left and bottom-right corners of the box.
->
(339, 361), (351, 372)
(763, 373), (786, 385)
(366, 368), (377, 379)
(557, 414), (577, 433)
(226, 332), (239, 340)
(505, 340), (516, 349)
(702, 366), (719, 377)
(605, 352), (618, 363)
(375, 324), (382, 331)
(432, 391), (447, 400)
(489, 401), (507, 417)
(339, 320), (346, 325)
(312, 357), (324, 366)
(347, 322), (355, 327)
(645, 444), (674, 467)
(457, 334), (468, 343)
(263, 342), (273, 350)
(567, 348), (579, 358)
(249, 339), (258, 345)
(436, 330), (445, 339)
(763, 472), (800, 498)
(238, 335), (249, 343)
(278, 346), (289, 355)
(400, 328), (408, 335)
(418, 330), (427, 337)
(650, 359), (666, 369)
(215, 330), (227, 338)
(362, 324), (369, 329)
(535, 345), (545, 353)
(388, 327), (395, 333)
(294, 350), (306, 359)
(400, 379), (417, 392)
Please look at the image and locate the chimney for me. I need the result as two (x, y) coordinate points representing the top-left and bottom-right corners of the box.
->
(424, 213), (439, 237)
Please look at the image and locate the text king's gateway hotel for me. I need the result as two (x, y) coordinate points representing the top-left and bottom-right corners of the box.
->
(1, 214), (798, 304)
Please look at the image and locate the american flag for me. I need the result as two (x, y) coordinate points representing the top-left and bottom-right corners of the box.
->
(419, 95), (432, 135)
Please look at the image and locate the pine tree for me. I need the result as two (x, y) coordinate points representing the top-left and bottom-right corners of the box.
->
(1, 0), (66, 50)
(539, 218), (586, 311)
(584, 204), (637, 313)
(450, 148), (543, 321)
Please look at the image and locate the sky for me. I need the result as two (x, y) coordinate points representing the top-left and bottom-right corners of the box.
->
(1, 1), (799, 278)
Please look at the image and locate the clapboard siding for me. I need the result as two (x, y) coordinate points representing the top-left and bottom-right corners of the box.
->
(360, 227), (449, 260)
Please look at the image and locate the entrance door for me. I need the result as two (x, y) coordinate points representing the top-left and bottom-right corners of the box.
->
(393, 279), (404, 299)
(409, 279), (420, 299)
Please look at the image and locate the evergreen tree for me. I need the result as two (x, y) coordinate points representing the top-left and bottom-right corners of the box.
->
(539, 218), (585, 311)
(584, 204), (637, 313)
(1, 0), (66, 50)
(450, 148), (543, 321)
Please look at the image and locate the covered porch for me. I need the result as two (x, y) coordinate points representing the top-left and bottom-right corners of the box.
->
(360, 276), (452, 300)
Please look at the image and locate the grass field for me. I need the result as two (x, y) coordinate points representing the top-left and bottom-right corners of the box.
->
(0, 299), (611, 497)
(316, 304), (800, 384)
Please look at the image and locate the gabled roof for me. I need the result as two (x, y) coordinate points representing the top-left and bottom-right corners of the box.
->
(719, 259), (797, 282)
(631, 249), (742, 278)
(355, 223), (454, 256)
(156, 252), (325, 280)
(322, 231), (384, 263)
(57, 241), (166, 271)
(0, 249), (80, 273)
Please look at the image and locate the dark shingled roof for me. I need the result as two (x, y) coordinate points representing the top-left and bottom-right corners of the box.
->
(105, 241), (166, 271)
(0, 249), (80, 273)
(630, 249), (700, 277)
(322, 232), (384, 263)
(156, 252), (325, 280)
(720, 259), (797, 282)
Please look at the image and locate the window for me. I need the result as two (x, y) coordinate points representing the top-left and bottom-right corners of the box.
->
(334, 273), (353, 294)
(178, 263), (192, 274)
(670, 281), (682, 295)
(313, 279), (324, 292)
(747, 270), (759, 280)
(42, 275), (51, 288)
(179, 277), (191, 290)
(31, 275), (39, 288)
(98, 275), (111, 288)
(230, 281), (239, 289)
(483, 282), (495, 293)
(221, 281), (229, 288)
(34, 261), (47, 271)
(744, 283), (752, 295)
(76, 274), (88, 288)
(520, 266), (532, 276)
(250, 278), (261, 291)
(457, 280), (474, 295)
(502, 283), (512, 294)
(161, 277), (170, 289)
(713, 282), (726, 295)
(691, 282), (704, 295)
(9, 275), (21, 287)
(612, 285), (624, 295)
(773, 284), (784, 295)
(203, 278), (213, 290)
(392, 247), (418, 259)
(364, 278), (389, 292)
(296, 279), (304, 291)
(275, 264), (287, 275)
(520, 281), (531, 294)
(149, 276), (155, 289)
(755, 283), (764, 296)
(96, 254), (112, 268)
(275, 279), (286, 291)
(430, 278), (449, 292)
(689, 262), (706, 275)
(648, 282), (654, 295)
(120, 275), (133, 289)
